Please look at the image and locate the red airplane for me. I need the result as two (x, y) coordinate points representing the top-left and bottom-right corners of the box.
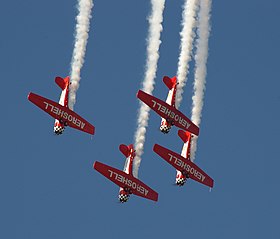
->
(136, 76), (199, 136)
(28, 76), (95, 135)
(153, 130), (214, 188)
(93, 144), (158, 203)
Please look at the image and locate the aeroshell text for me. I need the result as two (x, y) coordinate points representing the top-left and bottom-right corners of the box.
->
(44, 102), (85, 129)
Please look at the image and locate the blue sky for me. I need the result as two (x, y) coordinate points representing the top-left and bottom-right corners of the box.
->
(2, 0), (280, 238)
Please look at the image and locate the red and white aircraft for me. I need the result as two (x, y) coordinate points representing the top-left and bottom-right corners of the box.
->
(136, 76), (199, 136)
(93, 144), (158, 203)
(28, 76), (95, 135)
(153, 130), (214, 188)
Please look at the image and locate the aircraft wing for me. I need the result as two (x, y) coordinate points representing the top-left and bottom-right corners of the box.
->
(28, 92), (95, 135)
(153, 144), (214, 188)
(137, 90), (199, 136)
(93, 161), (158, 202)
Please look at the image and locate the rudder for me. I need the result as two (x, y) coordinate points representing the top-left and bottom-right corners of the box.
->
(55, 76), (70, 90)
(163, 76), (177, 90)
(119, 144), (134, 158)
(178, 130), (191, 143)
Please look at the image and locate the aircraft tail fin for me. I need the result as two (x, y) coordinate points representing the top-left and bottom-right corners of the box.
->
(55, 76), (70, 90)
(178, 130), (191, 143)
(119, 144), (134, 158)
(163, 76), (177, 90)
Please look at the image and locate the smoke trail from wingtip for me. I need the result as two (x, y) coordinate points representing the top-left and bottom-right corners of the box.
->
(190, 0), (212, 161)
(133, 0), (165, 178)
(176, 0), (199, 109)
(68, 0), (93, 110)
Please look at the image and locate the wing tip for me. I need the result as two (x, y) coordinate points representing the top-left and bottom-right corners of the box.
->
(196, 127), (200, 136)
(210, 180), (214, 188)
(152, 143), (157, 151)
(90, 126), (95, 135)
(205, 178), (214, 188)
(27, 92), (33, 100)
(93, 161), (100, 170)
(154, 193), (159, 202)
(136, 89), (142, 98)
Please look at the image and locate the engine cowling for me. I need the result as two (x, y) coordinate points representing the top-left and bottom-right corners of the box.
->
(119, 193), (130, 203)
(160, 124), (171, 134)
(119, 188), (131, 203)
(176, 177), (187, 186)
(176, 171), (189, 186)
(54, 121), (65, 135)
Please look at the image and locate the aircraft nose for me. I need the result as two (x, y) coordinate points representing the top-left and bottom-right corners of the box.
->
(54, 125), (65, 135)
(119, 194), (130, 203)
(160, 125), (171, 134)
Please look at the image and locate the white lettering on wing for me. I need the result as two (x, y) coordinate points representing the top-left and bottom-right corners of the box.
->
(44, 102), (49, 109)
(52, 106), (59, 115)
(44, 101), (87, 129)
(167, 153), (205, 182)
(81, 122), (85, 129)
(150, 100), (191, 129)
(107, 169), (149, 196)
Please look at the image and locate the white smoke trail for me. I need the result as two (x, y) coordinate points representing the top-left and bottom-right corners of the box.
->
(133, 0), (165, 178)
(68, 0), (93, 110)
(176, 0), (199, 109)
(190, 0), (212, 161)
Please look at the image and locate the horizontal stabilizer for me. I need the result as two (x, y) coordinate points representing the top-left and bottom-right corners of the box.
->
(119, 144), (134, 158)
(163, 76), (177, 90)
(55, 76), (70, 90)
(178, 130), (191, 143)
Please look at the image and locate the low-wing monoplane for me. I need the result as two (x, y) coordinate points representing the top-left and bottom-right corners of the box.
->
(153, 130), (214, 188)
(136, 76), (199, 136)
(93, 144), (158, 203)
(28, 76), (95, 135)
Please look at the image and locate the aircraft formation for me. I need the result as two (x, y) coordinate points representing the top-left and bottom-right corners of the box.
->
(28, 0), (213, 203)
(28, 75), (213, 203)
